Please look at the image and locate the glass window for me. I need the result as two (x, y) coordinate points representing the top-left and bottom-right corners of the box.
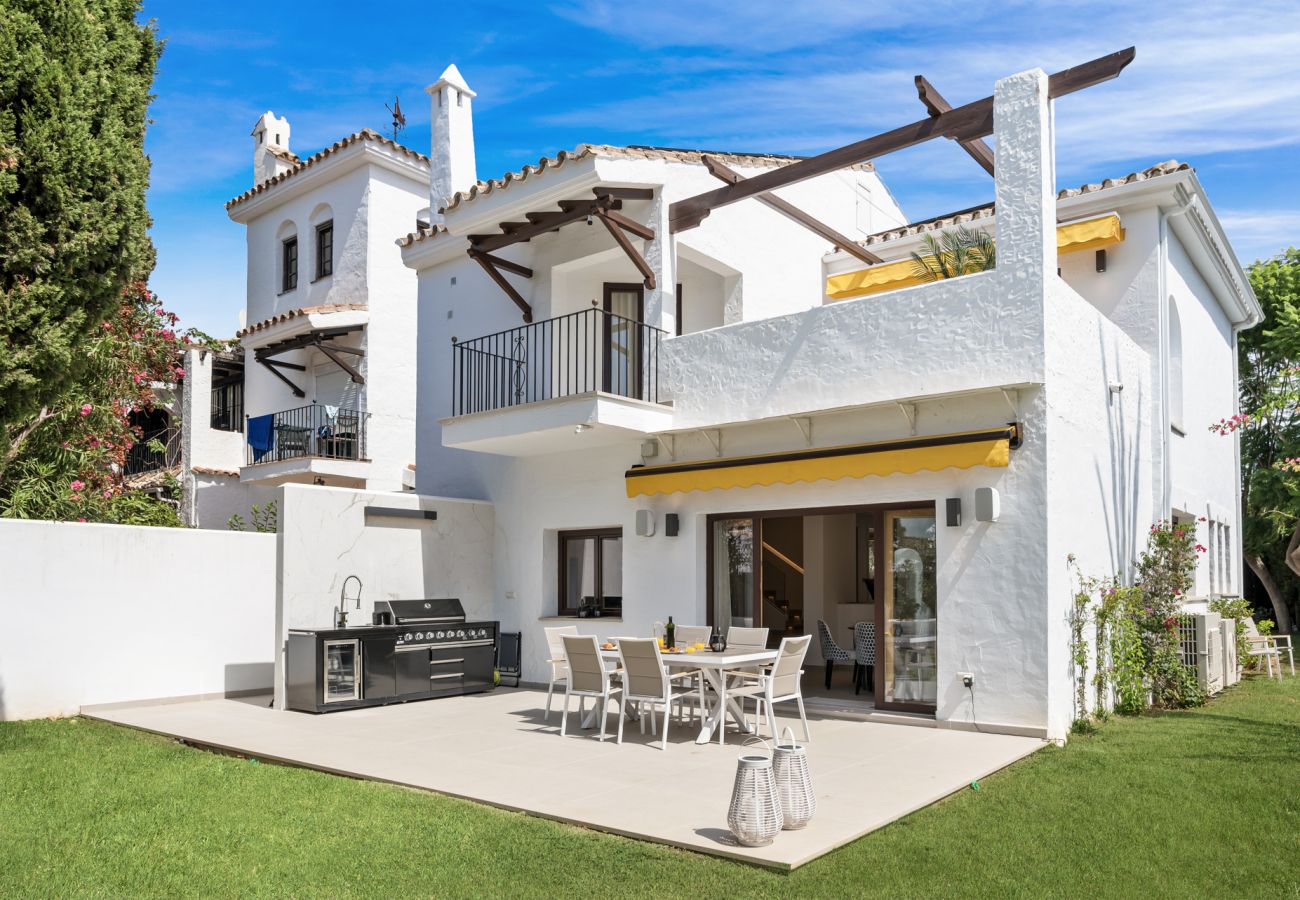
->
(282, 237), (298, 292)
(558, 529), (622, 616)
(711, 518), (755, 629)
(316, 221), (334, 280)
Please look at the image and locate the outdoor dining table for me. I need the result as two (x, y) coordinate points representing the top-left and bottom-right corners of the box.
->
(596, 646), (779, 744)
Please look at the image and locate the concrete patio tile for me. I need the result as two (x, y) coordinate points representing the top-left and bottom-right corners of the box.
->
(83, 687), (1043, 869)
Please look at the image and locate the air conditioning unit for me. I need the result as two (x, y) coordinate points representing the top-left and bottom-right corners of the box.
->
(1220, 617), (1240, 687)
(1177, 613), (1225, 695)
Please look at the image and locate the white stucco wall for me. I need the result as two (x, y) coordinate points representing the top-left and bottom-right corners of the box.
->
(273, 484), (494, 708)
(1042, 279), (1154, 728)
(0, 519), (276, 721)
(1164, 231), (1243, 595)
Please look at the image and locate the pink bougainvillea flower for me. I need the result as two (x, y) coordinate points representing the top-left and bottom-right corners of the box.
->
(79, 404), (92, 416)
(78, 517), (87, 523)
(174, 367), (185, 377)
(102, 490), (112, 499)
(70, 479), (85, 491)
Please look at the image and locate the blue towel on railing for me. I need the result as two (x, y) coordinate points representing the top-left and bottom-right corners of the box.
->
(247, 414), (275, 462)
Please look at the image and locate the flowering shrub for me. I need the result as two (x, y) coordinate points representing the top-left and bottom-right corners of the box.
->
(1, 282), (191, 525)
(1068, 521), (1206, 728)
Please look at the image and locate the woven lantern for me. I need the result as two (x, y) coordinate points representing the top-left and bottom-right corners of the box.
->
(727, 743), (784, 846)
(772, 727), (816, 829)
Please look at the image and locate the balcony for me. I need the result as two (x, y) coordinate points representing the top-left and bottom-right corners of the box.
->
(241, 404), (371, 484)
(443, 307), (674, 456)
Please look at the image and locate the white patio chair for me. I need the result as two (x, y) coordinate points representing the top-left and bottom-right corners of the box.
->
(728, 634), (813, 742)
(616, 638), (701, 750)
(1273, 633), (1295, 676)
(667, 625), (712, 720)
(543, 625), (579, 720)
(722, 626), (771, 721)
(1243, 618), (1282, 679)
(559, 634), (620, 741)
(674, 625), (712, 648)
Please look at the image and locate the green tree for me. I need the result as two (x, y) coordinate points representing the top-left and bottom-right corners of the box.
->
(1222, 247), (1300, 634)
(0, 0), (161, 436)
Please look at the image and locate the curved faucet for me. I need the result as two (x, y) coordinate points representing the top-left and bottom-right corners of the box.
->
(336, 575), (363, 628)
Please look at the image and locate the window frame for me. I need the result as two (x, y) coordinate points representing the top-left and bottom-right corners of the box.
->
(281, 236), (298, 293)
(557, 527), (624, 617)
(315, 220), (334, 281)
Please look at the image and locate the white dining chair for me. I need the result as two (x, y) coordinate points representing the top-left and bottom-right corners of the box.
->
(559, 634), (621, 741)
(543, 625), (579, 720)
(674, 625), (712, 647)
(722, 626), (771, 725)
(616, 638), (701, 750)
(728, 634), (813, 742)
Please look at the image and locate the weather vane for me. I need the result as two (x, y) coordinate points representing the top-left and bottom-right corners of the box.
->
(385, 96), (406, 142)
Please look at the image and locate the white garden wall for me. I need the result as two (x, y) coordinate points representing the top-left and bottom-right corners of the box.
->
(0, 519), (276, 721)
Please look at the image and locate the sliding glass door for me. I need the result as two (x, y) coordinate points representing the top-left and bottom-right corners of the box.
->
(879, 509), (938, 711)
(711, 517), (755, 629)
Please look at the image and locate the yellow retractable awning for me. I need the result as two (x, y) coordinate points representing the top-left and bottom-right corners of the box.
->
(625, 425), (1018, 498)
(825, 213), (1125, 301)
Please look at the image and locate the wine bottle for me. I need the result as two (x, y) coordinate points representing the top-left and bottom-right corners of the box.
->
(665, 616), (676, 650)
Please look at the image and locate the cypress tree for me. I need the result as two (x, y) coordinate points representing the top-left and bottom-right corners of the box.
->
(0, 0), (161, 434)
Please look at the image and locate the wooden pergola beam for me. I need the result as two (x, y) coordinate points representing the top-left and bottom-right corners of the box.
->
(469, 250), (533, 322)
(596, 208), (655, 241)
(593, 186), (655, 200)
(472, 251), (533, 279)
(669, 47), (1135, 232)
(317, 342), (365, 384)
(258, 358), (306, 398)
(470, 198), (622, 253)
(594, 210), (656, 289)
(914, 76), (995, 176)
(701, 156), (883, 265)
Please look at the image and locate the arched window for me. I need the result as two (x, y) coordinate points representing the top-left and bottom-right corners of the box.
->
(1168, 296), (1184, 432)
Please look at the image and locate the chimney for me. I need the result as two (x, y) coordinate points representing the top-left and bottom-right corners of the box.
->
(425, 64), (478, 224)
(251, 111), (294, 184)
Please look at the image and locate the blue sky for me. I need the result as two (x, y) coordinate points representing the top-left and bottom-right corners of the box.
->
(142, 0), (1300, 336)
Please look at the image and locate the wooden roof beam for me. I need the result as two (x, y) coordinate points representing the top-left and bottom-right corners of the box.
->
(470, 197), (623, 253)
(594, 210), (656, 290)
(914, 75), (996, 176)
(469, 249), (533, 322)
(258, 358), (306, 398)
(316, 342), (365, 384)
(669, 47), (1135, 232)
(701, 156), (883, 265)
(593, 187), (655, 200)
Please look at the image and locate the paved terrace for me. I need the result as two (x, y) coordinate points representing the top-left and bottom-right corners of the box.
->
(85, 688), (1042, 869)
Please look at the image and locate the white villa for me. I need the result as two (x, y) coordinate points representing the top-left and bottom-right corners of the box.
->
(181, 58), (1259, 742)
(180, 112), (431, 526)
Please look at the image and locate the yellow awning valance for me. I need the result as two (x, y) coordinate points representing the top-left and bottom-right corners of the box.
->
(825, 213), (1125, 301)
(625, 425), (1019, 498)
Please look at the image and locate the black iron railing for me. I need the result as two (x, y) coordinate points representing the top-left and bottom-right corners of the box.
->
(124, 428), (178, 476)
(244, 404), (367, 466)
(452, 307), (664, 416)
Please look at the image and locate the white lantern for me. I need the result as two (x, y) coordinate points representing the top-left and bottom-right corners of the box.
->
(727, 744), (783, 846)
(772, 727), (816, 829)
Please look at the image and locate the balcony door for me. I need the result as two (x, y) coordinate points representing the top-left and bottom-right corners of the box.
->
(602, 283), (643, 399)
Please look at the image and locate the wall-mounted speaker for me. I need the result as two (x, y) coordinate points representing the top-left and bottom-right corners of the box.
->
(664, 513), (679, 537)
(635, 508), (655, 536)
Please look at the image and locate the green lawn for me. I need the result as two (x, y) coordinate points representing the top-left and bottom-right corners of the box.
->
(2, 676), (1298, 899)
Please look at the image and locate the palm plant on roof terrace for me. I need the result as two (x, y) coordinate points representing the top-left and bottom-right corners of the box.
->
(909, 226), (997, 281)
